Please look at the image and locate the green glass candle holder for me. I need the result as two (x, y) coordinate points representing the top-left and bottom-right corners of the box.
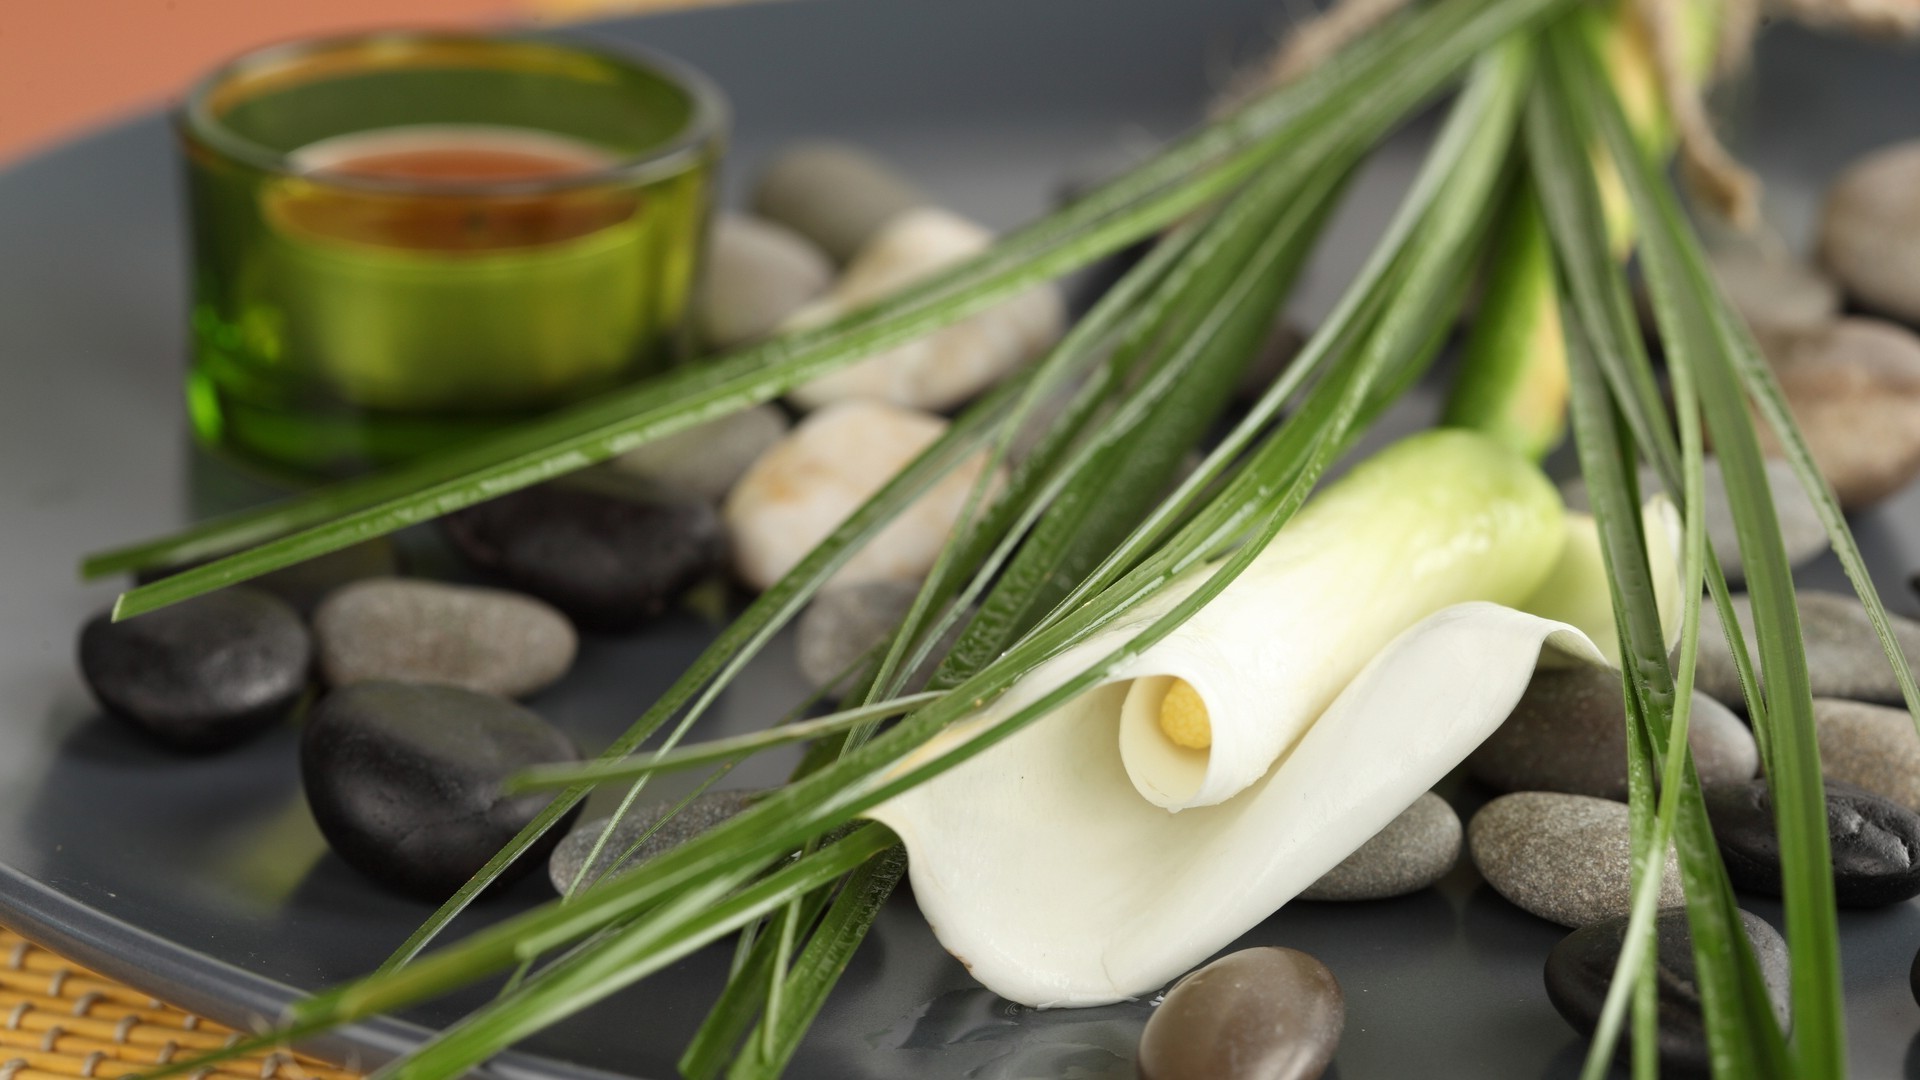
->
(179, 32), (726, 477)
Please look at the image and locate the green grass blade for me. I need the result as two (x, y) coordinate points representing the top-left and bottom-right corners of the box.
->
(1533, 38), (1794, 1076)
(375, 827), (897, 1080)
(507, 694), (941, 792)
(1560, 294), (1791, 1079)
(676, 887), (832, 1079)
(723, 847), (909, 1079)
(1048, 37), (1534, 624)
(1555, 23), (1846, 1075)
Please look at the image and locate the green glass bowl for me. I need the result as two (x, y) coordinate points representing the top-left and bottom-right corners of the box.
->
(178, 32), (726, 477)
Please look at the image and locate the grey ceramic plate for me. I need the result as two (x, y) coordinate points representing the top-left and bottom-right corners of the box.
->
(5, 1), (1920, 1077)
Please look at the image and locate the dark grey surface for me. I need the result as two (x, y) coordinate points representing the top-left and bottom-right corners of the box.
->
(4, 2), (1920, 1078)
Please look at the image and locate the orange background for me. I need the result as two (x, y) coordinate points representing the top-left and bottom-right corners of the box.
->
(0, 0), (720, 166)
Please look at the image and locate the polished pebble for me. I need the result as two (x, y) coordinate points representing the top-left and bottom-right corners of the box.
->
(1468, 665), (1757, 800)
(443, 483), (727, 632)
(1751, 317), (1920, 510)
(695, 215), (833, 350)
(1819, 140), (1920, 324)
(1706, 240), (1840, 334)
(1816, 697), (1920, 814)
(1703, 778), (1920, 908)
(783, 208), (1064, 413)
(607, 404), (790, 504)
(301, 681), (580, 898)
(1469, 792), (1683, 928)
(78, 588), (310, 751)
(1300, 792), (1461, 901)
(313, 578), (576, 699)
(793, 579), (966, 693)
(1560, 457), (1827, 586)
(1697, 591), (1920, 709)
(752, 141), (931, 263)
(724, 399), (1002, 591)
(1137, 947), (1343, 1080)
(1546, 908), (1790, 1078)
(548, 790), (761, 893)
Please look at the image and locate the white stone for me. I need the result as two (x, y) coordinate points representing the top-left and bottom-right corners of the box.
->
(785, 208), (1064, 412)
(723, 399), (1004, 591)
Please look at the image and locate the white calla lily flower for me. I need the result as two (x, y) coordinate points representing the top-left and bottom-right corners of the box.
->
(865, 431), (1680, 1007)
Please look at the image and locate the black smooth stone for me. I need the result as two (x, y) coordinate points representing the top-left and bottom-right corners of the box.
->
(1545, 908), (1790, 1078)
(301, 681), (582, 899)
(1703, 778), (1920, 908)
(442, 484), (726, 631)
(78, 588), (310, 750)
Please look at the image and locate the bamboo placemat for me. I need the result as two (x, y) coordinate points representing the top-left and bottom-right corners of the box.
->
(0, 929), (355, 1080)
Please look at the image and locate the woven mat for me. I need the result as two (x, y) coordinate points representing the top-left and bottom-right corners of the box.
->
(0, 929), (354, 1080)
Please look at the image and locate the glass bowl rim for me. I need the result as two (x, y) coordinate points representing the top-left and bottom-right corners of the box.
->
(177, 29), (728, 196)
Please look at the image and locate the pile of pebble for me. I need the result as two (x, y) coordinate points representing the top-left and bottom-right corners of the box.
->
(70, 132), (1920, 1079)
(74, 142), (1061, 900)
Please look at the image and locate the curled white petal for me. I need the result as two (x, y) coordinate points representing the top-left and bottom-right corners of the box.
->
(867, 603), (1602, 1006)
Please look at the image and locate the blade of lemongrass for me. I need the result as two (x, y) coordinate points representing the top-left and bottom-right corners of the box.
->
(508, 694), (942, 792)
(1575, 172), (1717, 1080)
(98, 0), (1572, 619)
(375, 826), (897, 1080)
(889, 140), (1355, 707)
(525, 654), (876, 1002)
(1560, 293), (1791, 1078)
(677, 885), (834, 1080)
(1534, 41), (1793, 1075)
(729, 114), (1368, 1080)
(724, 848), (907, 1080)
(556, 651), (867, 911)
(1045, 39), (1534, 626)
(133, 826), (887, 1080)
(1561, 27), (1851, 1074)
(269, 25), (1521, 1042)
